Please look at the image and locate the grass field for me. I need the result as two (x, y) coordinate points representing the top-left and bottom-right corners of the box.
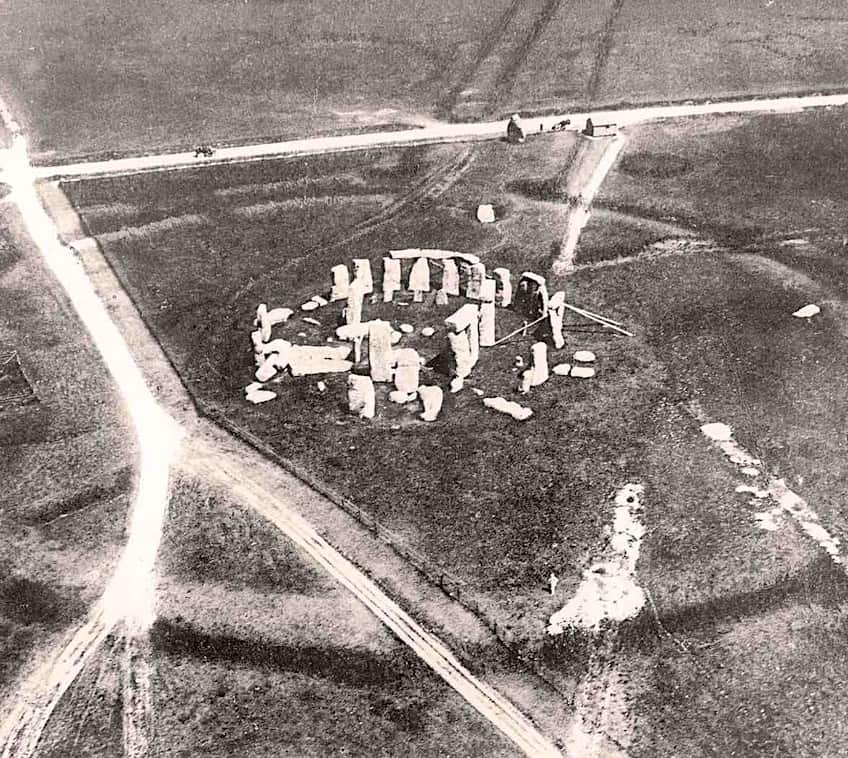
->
(3, 1), (848, 160)
(0, 206), (135, 704)
(152, 471), (520, 757)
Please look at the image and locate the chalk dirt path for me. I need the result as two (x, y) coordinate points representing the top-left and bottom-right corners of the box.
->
(33, 93), (848, 180)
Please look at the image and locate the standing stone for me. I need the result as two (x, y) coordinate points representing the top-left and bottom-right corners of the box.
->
(256, 303), (271, 342)
(447, 330), (474, 383)
(419, 386), (444, 422)
(435, 289), (450, 306)
(409, 257), (431, 302)
(493, 267), (513, 307)
(348, 375), (375, 419)
(441, 259), (460, 296)
(352, 259), (373, 294)
(468, 308), (480, 368)
(466, 263), (486, 300)
(393, 348), (421, 395)
(368, 320), (394, 382)
(548, 291), (566, 349)
(445, 303), (480, 371)
(330, 265), (350, 301)
(479, 279), (496, 347)
(382, 257), (402, 303)
(345, 279), (365, 326)
(530, 342), (549, 386)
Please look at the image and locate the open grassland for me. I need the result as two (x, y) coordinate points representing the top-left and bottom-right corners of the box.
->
(0, 206), (134, 704)
(591, 108), (848, 534)
(3, 0), (848, 159)
(152, 472), (519, 757)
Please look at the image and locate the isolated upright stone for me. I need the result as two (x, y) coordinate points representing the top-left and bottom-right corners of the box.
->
(466, 263), (486, 300)
(418, 386), (444, 422)
(530, 342), (549, 386)
(330, 264), (350, 301)
(479, 279), (496, 347)
(548, 290), (566, 349)
(435, 289), (450, 306)
(345, 278), (365, 326)
(352, 259), (374, 294)
(493, 267), (512, 307)
(409, 257), (431, 302)
(368, 320), (395, 382)
(382, 257), (402, 303)
(393, 348), (421, 395)
(441, 259), (460, 296)
(348, 374), (375, 419)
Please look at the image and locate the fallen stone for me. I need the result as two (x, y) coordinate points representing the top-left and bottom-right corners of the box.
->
(483, 396), (533, 421)
(449, 377), (465, 393)
(471, 388), (484, 396)
(256, 338), (291, 357)
(573, 350), (596, 363)
(246, 389), (277, 404)
(316, 381), (327, 392)
(570, 365), (596, 379)
(476, 204), (496, 223)
(302, 317), (321, 326)
(348, 374), (376, 419)
(250, 329), (265, 350)
(741, 466), (761, 477)
(288, 345), (353, 376)
(255, 352), (288, 382)
(419, 385), (444, 421)
(792, 304), (820, 318)
(301, 300), (319, 312)
(267, 307), (294, 325)
(389, 389), (417, 404)
(399, 323), (414, 334)
(421, 327), (435, 337)
(553, 363), (572, 376)
(311, 295), (328, 307)
(244, 382), (264, 395)
(390, 330), (403, 345)
(336, 322), (372, 340)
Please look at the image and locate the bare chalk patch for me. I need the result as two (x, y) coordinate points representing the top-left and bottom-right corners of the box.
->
(700, 421), (843, 565)
(548, 483), (645, 634)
